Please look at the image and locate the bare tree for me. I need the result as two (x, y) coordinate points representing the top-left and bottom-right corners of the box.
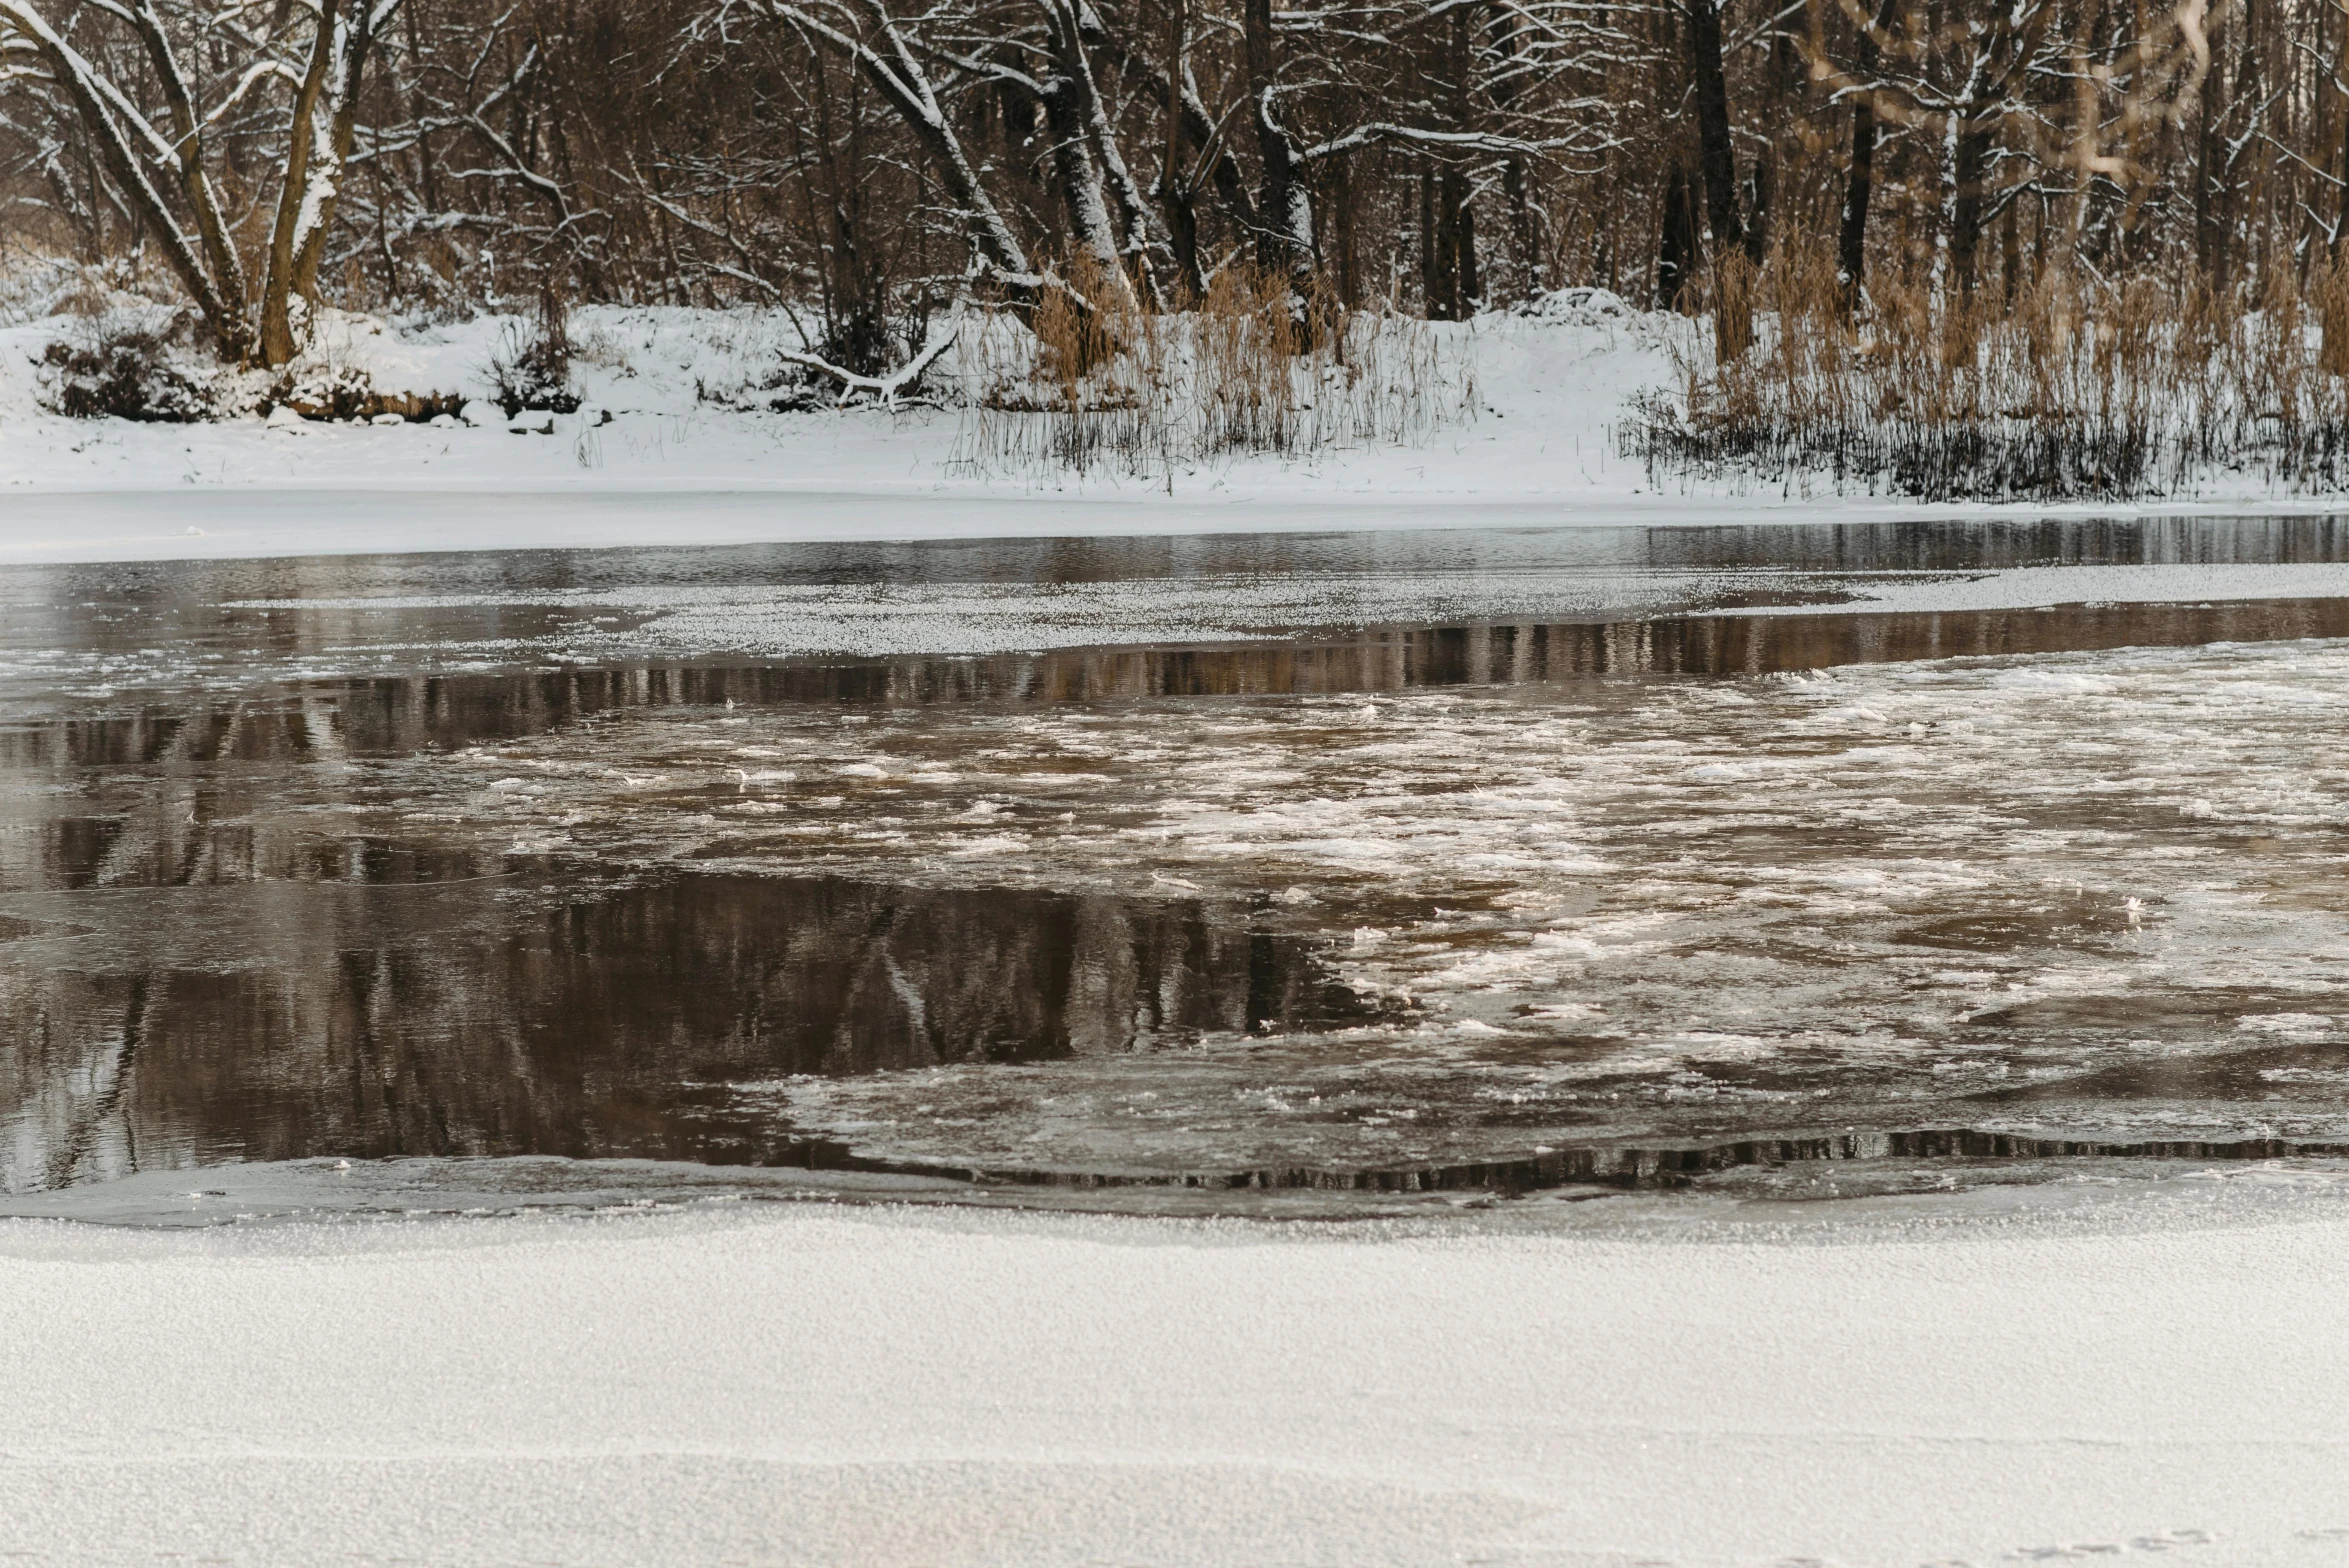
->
(0, 0), (404, 363)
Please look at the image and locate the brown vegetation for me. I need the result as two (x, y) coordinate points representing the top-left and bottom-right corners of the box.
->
(951, 263), (1472, 479)
(1635, 243), (2349, 499)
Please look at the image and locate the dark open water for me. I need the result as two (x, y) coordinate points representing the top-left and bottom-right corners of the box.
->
(12, 516), (2349, 1221)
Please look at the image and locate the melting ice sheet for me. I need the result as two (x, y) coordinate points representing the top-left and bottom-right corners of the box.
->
(14, 516), (2349, 1221)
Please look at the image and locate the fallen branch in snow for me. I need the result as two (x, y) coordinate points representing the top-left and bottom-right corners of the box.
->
(779, 312), (961, 409)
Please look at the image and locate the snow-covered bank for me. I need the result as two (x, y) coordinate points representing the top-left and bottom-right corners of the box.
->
(7, 1193), (2349, 1567)
(0, 303), (1650, 509)
(8, 304), (2349, 571)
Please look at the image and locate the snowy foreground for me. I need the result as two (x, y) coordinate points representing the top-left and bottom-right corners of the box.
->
(8, 1193), (2349, 1567)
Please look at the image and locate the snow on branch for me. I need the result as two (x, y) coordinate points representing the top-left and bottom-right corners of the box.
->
(779, 309), (964, 409)
(203, 58), (306, 128)
(1303, 120), (1577, 162)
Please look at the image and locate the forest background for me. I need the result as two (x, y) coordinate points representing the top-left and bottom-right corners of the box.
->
(4, 0), (2345, 496)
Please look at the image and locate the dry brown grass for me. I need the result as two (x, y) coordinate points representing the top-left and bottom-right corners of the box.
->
(951, 260), (1474, 483)
(1633, 243), (2349, 500)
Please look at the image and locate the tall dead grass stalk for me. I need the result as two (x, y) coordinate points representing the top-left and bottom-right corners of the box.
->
(951, 260), (1474, 483)
(1633, 244), (2349, 500)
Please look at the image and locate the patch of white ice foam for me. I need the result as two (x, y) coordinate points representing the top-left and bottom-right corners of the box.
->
(217, 567), (1787, 660)
(1721, 561), (2349, 616)
(385, 636), (2349, 1122)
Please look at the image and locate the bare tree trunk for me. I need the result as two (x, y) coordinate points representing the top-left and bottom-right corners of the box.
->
(2001, 196), (2021, 307)
(1242, 0), (1315, 290)
(1685, 0), (1742, 259)
(401, 1), (440, 220)
(1329, 149), (1360, 305)
(1657, 162), (1698, 309)
(2192, 6), (2224, 284)
(806, 51), (887, 370)
(1045, 0), (1160, 302)
(1161, 181), (1202, 301)
(1154, 0), (1205, 300)
(1418, 166), (1456, 319)
(1457, 185), (1481, 311)
(1947, 111), (1994, 295)
(1744, 23), (1798, 267)
(1443, 3), (1480, 311)
(0, 0), (243, 355)
(259, 0), (344, 366)
(1836, 0), (1898, 311)
(1684, 0), (1745, 355)
(292, 0), (392, 305)
(1034, 55), (1124, 280)
(1419, 160), (1441, 313)
(1505, 157), (1540, 296)
(2334, 77), (2349, 259)
(1085, 15), (1260, 247)
(120, 0), (249, 348)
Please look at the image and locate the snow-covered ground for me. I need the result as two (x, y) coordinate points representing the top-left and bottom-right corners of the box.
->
(0, 301), (1649, 499)
(7, 302), (2348, 568)
(9, 1188), (2349, 1567)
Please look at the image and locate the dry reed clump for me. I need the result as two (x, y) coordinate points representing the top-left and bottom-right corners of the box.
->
(1629, 244), (2349, 501)
(950, 260), (1474, 483)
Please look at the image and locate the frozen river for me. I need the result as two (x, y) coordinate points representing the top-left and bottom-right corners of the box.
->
(12, 514), (2349, 1222)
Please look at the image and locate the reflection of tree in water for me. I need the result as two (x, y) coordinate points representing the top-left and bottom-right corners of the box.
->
(22, 591), (2349, 782)
(0, 875), (1367, 1193)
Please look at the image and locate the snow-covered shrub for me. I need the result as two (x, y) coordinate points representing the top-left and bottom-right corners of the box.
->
(812, 298), (896, 381)
(273, 361), (377, 421)
(35, 313), (213, 422)
(696, 363), (832, 413)
(484, 323), (580, 416)
(483, 282), (581, 417)
(1516, 286), (1634, 324)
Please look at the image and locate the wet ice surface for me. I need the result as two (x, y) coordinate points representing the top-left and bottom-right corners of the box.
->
(18, 513), (2349, 704)
(13, 515), (2349, 1223)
